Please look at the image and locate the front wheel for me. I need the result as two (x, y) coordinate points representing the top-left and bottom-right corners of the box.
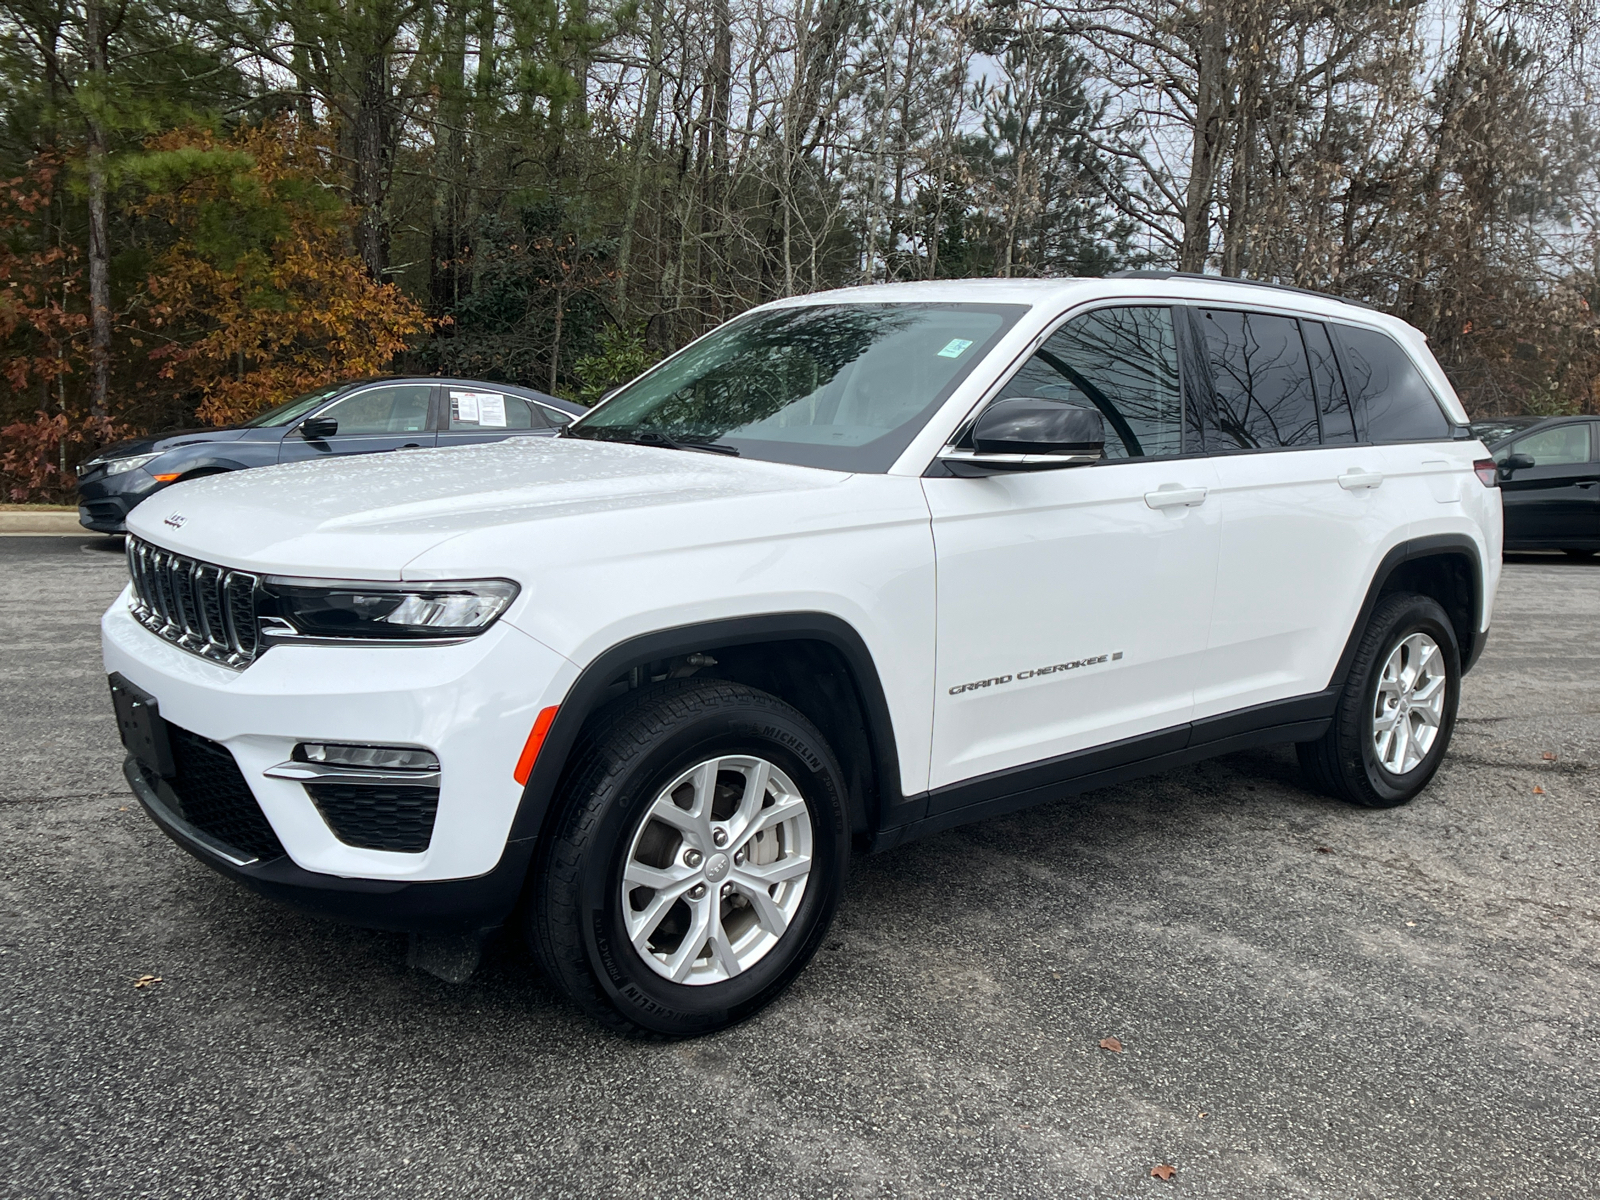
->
(527, 680), (849, 1037)
(1298, 592), (1461, 808)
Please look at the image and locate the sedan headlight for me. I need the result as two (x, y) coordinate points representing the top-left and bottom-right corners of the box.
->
(258, 577), (520, 640)
(82, 452), (162, 478)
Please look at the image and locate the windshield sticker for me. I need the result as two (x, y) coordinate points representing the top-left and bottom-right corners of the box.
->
(937, 338), (974, 358)
(451, 392), (479, 423)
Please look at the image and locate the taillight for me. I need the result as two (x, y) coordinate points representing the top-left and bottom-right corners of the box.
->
(1473, 458), (1498, 487)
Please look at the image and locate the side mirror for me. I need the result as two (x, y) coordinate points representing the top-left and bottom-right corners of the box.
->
(300, 416), (339, 440)
(1498, 451), (1535, 480)
(941, 398), (1105, 473)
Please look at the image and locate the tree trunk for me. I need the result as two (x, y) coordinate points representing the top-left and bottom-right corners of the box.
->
(467, 0), (496, 293)
(616, 0), (666, 314)
(1180, 0), (1229, 273)
(353, 48), (393, 280)
(84, 0), (111, 418)
(431, 2), (468, 315)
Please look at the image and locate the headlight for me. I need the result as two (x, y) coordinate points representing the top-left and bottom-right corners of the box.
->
(258, 577), (520, 641)
(83, 452), (162, 477)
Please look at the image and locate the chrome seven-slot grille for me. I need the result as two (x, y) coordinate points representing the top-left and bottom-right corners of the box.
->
(125, 537), (260, 667)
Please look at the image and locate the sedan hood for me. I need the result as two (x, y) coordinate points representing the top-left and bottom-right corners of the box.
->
(125, 436), (847, 578)
(92, 426), (250, 461)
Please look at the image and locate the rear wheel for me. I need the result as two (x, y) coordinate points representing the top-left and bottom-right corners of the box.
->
(1298, 593), (1461, 808)
(527, 679), (849, 1037)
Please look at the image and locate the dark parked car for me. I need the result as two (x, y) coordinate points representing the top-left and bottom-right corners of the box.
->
(77, 377), (584, 533)
(1486, 415), (1600, 556)
(1469, 416), (1539, 446)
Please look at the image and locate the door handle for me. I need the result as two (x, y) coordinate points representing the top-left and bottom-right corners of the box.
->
(1338, 469), (1385, 490)
(1144, 484), (1208, 510)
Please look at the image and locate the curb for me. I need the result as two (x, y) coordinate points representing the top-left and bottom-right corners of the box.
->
(0, 511), (89, 534)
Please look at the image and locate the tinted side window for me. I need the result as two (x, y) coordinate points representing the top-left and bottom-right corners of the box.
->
(1302, 320), (1356, 443)
(1197, 309), (1318, 450)
(996, 306), (1182, 458)
(1495, 423), (1591, 466)
(324, 385), (432, 435)
(1335, 325), (1452, 442)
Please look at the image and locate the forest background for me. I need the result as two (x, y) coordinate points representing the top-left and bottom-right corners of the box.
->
(2, 0), (1599, 500)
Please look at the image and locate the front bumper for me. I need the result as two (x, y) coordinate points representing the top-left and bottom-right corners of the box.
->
(126, 757), (532, 932)
(77, 469), (167, 533)
(103, 587), (577, 898)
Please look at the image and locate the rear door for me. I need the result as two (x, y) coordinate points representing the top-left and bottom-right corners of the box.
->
(434, 387), (567, 450)
(1188, 308), (1410, 718)
(1493, 421), (1599, 547)
(277, 382), (437, 463)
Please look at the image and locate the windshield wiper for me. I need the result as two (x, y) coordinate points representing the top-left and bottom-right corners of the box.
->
(620, 429), (740, 457)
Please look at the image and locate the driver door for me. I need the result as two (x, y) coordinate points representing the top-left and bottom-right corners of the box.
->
(278, 383), (437, 463)
(1494, 421), (1599, 546)
(923, 305), (1221, 804)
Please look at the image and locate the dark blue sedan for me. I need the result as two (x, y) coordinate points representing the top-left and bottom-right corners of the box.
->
(76, 377), (585, 533)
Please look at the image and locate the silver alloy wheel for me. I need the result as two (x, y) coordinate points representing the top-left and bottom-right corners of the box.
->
(621, 755), (813, 985)
(1371, 632), (1447, 774)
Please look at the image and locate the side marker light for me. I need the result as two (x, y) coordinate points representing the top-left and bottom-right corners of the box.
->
(514, 706), (559, 785)
(152, 473), (183, 483)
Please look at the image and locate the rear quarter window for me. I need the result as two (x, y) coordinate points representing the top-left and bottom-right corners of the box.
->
(1334, 325), (1452, 442)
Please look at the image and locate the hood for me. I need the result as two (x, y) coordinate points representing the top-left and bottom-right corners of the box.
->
(92, 426), (250, 461)
(125, 436), (847, 578)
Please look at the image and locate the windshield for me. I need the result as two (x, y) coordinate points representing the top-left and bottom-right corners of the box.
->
(568, 303), (1026, 472)
(244, 384), (350, 428)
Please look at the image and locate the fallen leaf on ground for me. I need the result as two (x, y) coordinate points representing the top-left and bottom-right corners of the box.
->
(1533, 786), (1545, 794)
(133, 975), (161, 989)
(1151, 1164), (1177, 1180)
(1197, 1111), (1208, 1118)
(1542, 752), (1557, 761)
(1406, 921), (1416, 927)
(1099, 1036), (1123, 1053)
(1315, 846), (1334, 854)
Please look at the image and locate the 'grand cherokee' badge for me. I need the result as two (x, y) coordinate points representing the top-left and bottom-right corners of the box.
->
(948, 651), (1123, 696)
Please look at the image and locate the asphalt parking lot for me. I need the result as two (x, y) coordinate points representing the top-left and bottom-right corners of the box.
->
(2, 535), (1597, 1199)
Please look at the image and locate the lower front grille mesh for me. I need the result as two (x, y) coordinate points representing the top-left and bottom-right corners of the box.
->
(303, 783), (439, 853)
(141, 725), (286, 860)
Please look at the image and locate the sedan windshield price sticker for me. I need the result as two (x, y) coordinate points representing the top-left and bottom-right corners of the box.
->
(937, 338), (974, 358)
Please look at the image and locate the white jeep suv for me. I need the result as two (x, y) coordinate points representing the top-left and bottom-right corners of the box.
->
(103, 273), (1501, 1035)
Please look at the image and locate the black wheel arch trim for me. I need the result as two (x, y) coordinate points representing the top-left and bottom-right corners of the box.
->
(1327, 533), (1487, 687)
(508, 611), (907, 851)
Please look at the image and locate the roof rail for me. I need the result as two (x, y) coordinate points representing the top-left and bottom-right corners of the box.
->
(1108, 269), (1378, 312)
